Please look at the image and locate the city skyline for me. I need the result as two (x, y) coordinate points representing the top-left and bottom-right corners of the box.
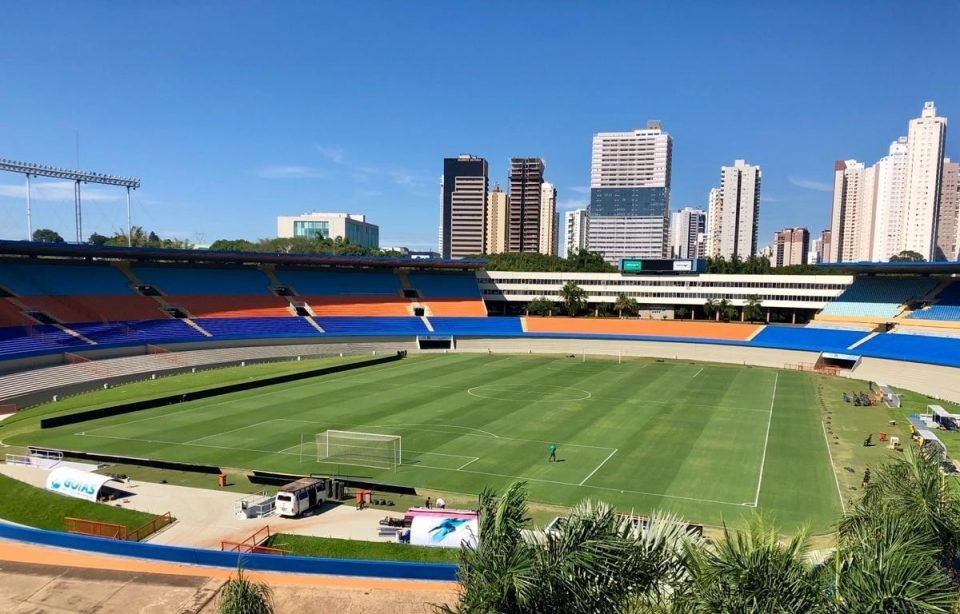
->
(0, 4), (957, 251)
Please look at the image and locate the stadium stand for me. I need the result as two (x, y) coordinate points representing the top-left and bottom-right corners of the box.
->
(69, 320), (204, 345)
(0, 300), (36, 327)
(748, 326), (868, 353)
(304, 297), (411, 316)
(819, 276), (937, 319)
(906, 281), (960, 322)
(523, 318), (761, 341)
(424, 299), (488, 317)
(856, 332), (960, 368)
(171, 296), (293, 319)
(407, 272), (481, 297)
(429, 317), (524, 336)
(0, 325), (89, 358)
(17, 295), (165, 323)
(314, 317), (430, 336)
(275, 269), (401, 296)
(0, 262), (135, 296)
(195, 317), (322, 338)
(132, 265), (273, 295)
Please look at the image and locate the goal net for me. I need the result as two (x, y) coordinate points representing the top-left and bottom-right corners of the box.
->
(316, 430), (401, 471)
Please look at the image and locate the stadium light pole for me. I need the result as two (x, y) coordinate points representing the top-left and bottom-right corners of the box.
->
(25, 173), (32, 239)
(126, 186), (132, 247)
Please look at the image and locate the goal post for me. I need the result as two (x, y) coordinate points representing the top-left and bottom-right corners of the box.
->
(316, 430), (402, 471)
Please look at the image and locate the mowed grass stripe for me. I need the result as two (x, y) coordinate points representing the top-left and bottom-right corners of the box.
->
(14, 354), (839, 531)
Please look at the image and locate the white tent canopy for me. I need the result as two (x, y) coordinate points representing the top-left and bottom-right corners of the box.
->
(45, 467), (115, 502)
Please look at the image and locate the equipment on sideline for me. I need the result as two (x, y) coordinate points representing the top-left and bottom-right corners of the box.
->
(316, 429), (402, 471)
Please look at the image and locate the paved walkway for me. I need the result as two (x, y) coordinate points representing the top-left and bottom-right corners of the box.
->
(0, 464), (405, 548)
(0, 539), (456, 613)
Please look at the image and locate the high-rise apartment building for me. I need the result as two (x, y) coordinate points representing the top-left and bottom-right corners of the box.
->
(772, 227), (809, 267)
(936, 159), (960, 261)
(871, 137), (909, 261)
(819, 230), (833, 264)
(440, 155), (488, 258)
(828, 160), (876, 262)
(705, 187), (722, 257)
(539, 182), (557, 256)
(588, 121), (672, 263)
(485, 183), (510, 255)
(809, 236), (823, 265)
(709, 160), (761, 260)
(902, 101), (948, 260)
(508, 158), (545, 253)
(563, 208), (589, 258)
(670, 207), (706, 259)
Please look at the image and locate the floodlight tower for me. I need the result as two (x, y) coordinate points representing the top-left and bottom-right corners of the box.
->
(0, 158), (141, 244)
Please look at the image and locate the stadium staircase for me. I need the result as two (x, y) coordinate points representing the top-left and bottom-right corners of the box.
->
(115, 261), (213, 337)
(259, 265), (326, 332)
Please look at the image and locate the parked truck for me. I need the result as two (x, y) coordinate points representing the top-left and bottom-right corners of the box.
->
(275, 477), (329, 518)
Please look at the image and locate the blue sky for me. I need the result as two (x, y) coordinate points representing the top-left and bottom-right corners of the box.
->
(0, 2), (957, 250)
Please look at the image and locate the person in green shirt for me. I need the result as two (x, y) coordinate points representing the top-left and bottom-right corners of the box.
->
(549, 443), (557, 462)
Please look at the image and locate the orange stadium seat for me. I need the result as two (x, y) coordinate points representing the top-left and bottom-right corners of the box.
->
(168, 296), (294, 318)
(424, 299), (488, 317)
(18, 296), (166, 323)
(0, 299), (36, 327)
(523, 317), (761, 341)
(302, 296), (412, 316)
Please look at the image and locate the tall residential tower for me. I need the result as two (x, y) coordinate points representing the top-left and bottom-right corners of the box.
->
(708, 160), (762, 260)
(508, 157), (545, 253)
(670, 207), (706, 259)
(902, 101), (947, 260)
(440, 155), (488, 258)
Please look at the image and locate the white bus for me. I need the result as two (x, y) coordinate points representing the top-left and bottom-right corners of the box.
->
(276, 477), (328, 518)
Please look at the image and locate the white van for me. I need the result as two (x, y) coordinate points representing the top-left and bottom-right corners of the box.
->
(275, 477), (328, 518)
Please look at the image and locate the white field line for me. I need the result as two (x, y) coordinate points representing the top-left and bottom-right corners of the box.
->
(579, 449), (618, 486)
(456, 457), (480, 470)
(692, 368), (704, 378)
(753, 371), (779, 507)
(821, 420), (847, 515)
(183, 419), (278, 445)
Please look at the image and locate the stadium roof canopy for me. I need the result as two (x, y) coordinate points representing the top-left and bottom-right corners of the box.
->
(0, 240), (486, 270)
(817, 261), (960, 275)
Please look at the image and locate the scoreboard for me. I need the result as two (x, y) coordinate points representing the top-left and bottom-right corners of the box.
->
(620, 259), (704, 274)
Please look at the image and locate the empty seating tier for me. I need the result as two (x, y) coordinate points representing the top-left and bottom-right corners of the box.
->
(195, 317), (322, 338)
(0, 325), (89, 358)
(430, 317), (523, 336)
(856, 333), (960, 368)
(314, 317), (430, 336)
(906, 282), (960, 322)
(524, 318), (762, 341)
(169, 296), (293, 319)
(302, 297), (411, 317)
(0, 262), (135, 296)
(748, 326), (868, 353)
(275, 269), (401, 296)
(0, 300), (36, 327)
(408, 272), (481, 298)
(18, 296), (165, 323)
(424, 299), (488, 317)
(133, 266), (273, 295)
(820, 277), (938, 319)
(70, 320), (205, 345)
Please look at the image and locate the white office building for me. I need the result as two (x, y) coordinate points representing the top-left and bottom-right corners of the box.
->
(902, 101), (948, 260)
(710, 160), (761, 260)
(828, 160), (876, 263)
(563, 208), (589, 258)
(670, 207), (706, 259)
(588, 121), (672, 263)
(276, 212), (379, 248)
(539, 182), (558, 256)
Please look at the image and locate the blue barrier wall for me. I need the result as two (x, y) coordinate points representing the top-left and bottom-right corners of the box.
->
(0, 522), (458, 582)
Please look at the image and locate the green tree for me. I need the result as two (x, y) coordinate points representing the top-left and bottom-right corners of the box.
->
(218, 565), (273, 614)
(466, 250), (616, 273)
(675, 306), (690, 320)
(614, 292), (639, 318)
(890, 250), (926, 262)
(32, 228), (64, 243)
(526, 297), (554, 316)
(560, 281), (588, 317)
(87, 232), (111, 246)
(703, 299), (719, 321)
(209, 239), (258, 252)
(743, 295), (764, 322)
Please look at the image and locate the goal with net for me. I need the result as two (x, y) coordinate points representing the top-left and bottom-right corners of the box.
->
(316, 430), (402, 471)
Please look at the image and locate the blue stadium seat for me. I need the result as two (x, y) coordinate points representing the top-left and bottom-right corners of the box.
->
(274, 269), (401, 296)
(749, 326), (869, 352)
(857, 333), (960, 368)
(195, 317), (322, 338)
(429, 317), (523, 336)
(906, 283), (960, 322)
(314, 317), (429, 336)
(70, 320), (205, 345)
(407, 272), (480, 298)
(820, 277), (937, 319)
(0, 263), (134, 296)
(0, 325), (89, 358)
(133, 266), (272, 296)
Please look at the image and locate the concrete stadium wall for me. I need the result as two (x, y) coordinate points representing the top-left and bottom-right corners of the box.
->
(848, 357), (960, 404)
(0, 523), (457, 582)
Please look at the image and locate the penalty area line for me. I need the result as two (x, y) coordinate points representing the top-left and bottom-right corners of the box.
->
(456, 457), (480, 470)
(752, 371), (778, 507)
(579, 449), (618, 486)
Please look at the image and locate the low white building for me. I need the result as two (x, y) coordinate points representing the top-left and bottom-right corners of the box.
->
(276, 212), (379, 248)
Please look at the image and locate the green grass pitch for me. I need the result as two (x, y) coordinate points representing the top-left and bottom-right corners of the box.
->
(6, 354), (843, 532)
